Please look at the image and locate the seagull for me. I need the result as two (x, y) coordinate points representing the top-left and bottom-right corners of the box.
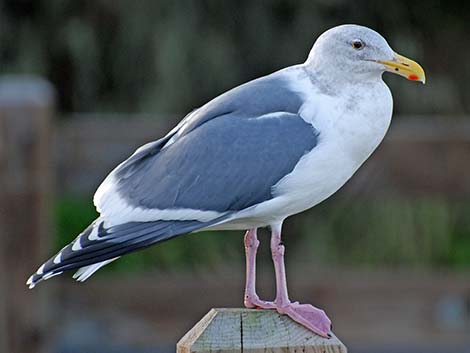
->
(27, 24), (425, 337)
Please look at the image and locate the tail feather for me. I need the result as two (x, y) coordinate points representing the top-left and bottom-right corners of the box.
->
(72, 257), (119, 282)
(27, 217), (223, 289)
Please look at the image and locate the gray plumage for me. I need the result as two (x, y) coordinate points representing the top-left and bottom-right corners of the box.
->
(112, 71), (319, 212)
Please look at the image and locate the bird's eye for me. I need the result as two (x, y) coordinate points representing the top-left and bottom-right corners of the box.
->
(352, 40), (365, 50)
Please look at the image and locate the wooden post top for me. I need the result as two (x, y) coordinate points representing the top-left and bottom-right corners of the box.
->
(177, 308), (347, 353)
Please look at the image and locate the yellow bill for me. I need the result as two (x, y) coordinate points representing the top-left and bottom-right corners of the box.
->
(378, 53), (425, 83)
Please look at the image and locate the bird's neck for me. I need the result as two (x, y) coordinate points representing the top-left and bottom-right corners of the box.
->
(303, 61), (383, 92)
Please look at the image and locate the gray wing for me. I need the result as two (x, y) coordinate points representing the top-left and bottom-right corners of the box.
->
(97, 70), (319, 215)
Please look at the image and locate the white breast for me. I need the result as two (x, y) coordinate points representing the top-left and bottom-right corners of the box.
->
(274, 72), (393, 213)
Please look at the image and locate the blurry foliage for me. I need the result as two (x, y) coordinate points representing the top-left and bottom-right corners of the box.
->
(55, 195), (470, 274)
(294, 196), (470, 268)
(1, 0), (470, 115)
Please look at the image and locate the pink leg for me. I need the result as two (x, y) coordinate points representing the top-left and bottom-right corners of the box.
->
(270, 223), (332, 338)
(243, 229), (275, 309)
(270, 229), (290, 305)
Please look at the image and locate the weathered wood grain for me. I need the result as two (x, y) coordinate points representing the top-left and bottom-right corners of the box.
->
(177, 308), (347, 353)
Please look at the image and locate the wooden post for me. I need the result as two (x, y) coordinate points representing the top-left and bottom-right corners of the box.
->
(0, 76), (55, 353)
(177, 308), (347, 353)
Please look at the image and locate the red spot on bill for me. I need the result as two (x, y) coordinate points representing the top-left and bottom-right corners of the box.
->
(408, 74), (419, 81)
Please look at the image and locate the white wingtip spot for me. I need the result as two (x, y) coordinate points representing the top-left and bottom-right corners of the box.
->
(26, 275), (37, 289)
(72, 235), (82, 251)
(42, 271), (63, 281)
(88, 226), (100, 241)
(53, 252), (62, 264)
(36, 264), (45, 275)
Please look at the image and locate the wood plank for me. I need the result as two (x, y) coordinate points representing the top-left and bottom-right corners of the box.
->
(177, 308), (347, 353)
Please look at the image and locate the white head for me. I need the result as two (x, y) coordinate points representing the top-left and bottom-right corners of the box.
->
(306, 24), (425, 85)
